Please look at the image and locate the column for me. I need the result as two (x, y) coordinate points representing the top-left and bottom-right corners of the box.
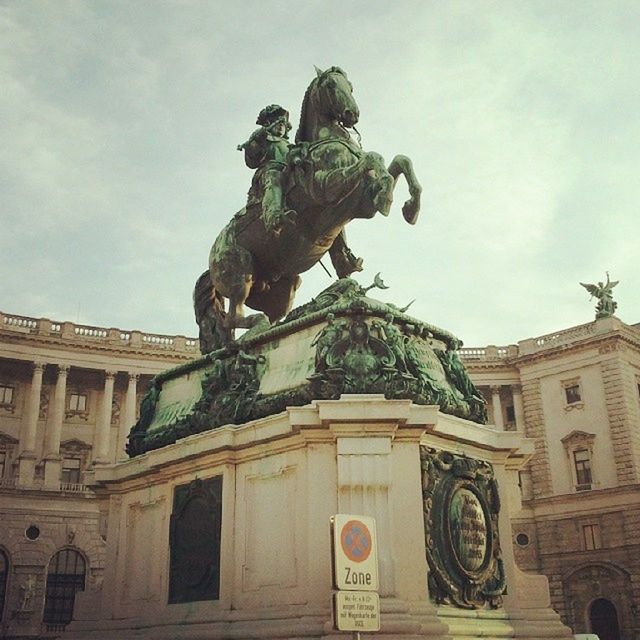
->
(94, 371), (116, 463)
(18, 361), (46, 486)
(511, 384), (525, 431)
(490, 385), (505, 430)
(117, 373), (138, 461)
(43, 364), (69, 488)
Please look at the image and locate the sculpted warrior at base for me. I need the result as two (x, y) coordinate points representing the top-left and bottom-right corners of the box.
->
(195, 66), (422, 352)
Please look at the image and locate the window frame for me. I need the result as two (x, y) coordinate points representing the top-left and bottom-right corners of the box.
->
(65, 391), (89, 421)
(561, 430), (596, 492)
(561, 378), (584, 410)
(42, 548), (86, 626)
(60, 457), (82, 485)
(582, 522), (602, 550)
(0, 384), (16, 413)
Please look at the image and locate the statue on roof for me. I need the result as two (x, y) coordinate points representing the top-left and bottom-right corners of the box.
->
(580, 272), (619, 319)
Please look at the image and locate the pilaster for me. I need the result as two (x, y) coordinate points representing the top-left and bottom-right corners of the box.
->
(18, 361), (45, 486)
(94, 371), (116, 464)
(512, 384), (525, 431)
(43, 363), (69, 489)
(491, 385), (505, 430)
(521, 378), (553, 498)
(118, 373), (138, 461)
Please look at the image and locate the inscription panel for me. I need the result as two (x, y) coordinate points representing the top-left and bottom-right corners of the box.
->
(168, 476), (223, 604)
(450, 488), (488, 572)
(421, 447), (505, 609)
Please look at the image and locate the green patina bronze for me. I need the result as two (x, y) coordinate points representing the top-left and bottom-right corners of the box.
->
(127, 278), (487, 457)
(580, 272), (619, 319)
(420, 448), (506, 609)
(193, 66), (422, 352)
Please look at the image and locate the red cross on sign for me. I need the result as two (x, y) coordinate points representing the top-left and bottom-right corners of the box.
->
(340, 520), (372, 563)
(331, 514), (379, 592)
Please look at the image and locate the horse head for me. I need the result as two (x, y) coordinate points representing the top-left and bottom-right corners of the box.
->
(296, 66), (360, 143)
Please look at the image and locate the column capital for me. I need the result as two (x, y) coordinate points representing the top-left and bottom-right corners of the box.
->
(490, 385), (502, 395)
(32, 360), (47, 372)
(511, 383), (523, 394)
(127, 372), (140, 382)
(57, 364), (70, 375)
(104, 370), (117, 380)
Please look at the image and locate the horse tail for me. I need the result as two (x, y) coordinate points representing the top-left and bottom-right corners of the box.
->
(193, 270), (228, 354)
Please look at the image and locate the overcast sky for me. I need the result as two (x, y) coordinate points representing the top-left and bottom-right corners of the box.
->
(1, 0), (638, 347)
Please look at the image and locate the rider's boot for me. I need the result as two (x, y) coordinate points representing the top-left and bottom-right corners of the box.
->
(329, 231), (364, 279)
(262, 173), (296, 235)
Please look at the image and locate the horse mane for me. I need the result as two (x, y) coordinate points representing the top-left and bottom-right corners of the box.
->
(296, 67), (348, 143)
(295, 77), (318, 143)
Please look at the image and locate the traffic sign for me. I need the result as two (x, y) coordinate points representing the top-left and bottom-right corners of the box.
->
(333, 590), (380, 632)
(331, 514), (379, 592)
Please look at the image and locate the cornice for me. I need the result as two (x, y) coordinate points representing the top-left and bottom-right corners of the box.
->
(0, 331), (193, 364)
(513, 328), (640, 367)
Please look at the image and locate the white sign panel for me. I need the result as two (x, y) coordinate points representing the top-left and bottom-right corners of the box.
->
(331, 514), (379, 592)
(333, 591), (380, 632)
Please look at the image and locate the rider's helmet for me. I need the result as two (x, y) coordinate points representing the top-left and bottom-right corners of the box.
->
(256, 104), (291, 131)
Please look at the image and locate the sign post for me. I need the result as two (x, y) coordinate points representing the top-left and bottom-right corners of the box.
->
(330, 514), (380, 634)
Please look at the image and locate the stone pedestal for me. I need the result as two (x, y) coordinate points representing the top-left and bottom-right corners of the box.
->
(42, 455), (61, 490)
(68, 395), (571, 639)
(17, 451), (37, 487)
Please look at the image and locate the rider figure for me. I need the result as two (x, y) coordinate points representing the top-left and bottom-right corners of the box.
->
(238, 104), (363, 277)
(238, 104), (296, 235)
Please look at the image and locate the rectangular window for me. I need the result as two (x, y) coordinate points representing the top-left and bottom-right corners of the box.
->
(61, 458), (81, 485)
(583, 523), (601, 550)
(0, 385), (14, 405)
(68, 393), (87, 412)
(574, 449), (592, 489)
(506, 405), (516, 423)
(0, 451), (6, 478)
(565, 384), (582, 405)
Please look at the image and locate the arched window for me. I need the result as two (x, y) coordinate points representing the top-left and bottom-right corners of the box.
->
(590, 597), (621, 640)
(43, 549), (86, 627)
(0, 549), (8, 622)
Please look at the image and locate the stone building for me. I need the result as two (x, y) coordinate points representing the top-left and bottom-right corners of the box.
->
(461, 315), (640, 640)
(0, 311), (196, 638)
(0, 308), (638, 638)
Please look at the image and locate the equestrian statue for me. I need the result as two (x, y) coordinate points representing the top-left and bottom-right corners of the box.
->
(194, 66), (422, 352)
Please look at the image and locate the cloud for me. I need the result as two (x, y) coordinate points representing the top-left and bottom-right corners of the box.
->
(1, 1), (638, 345)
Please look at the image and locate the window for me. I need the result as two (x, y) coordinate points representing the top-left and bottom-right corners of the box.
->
(583, 523), (601, 550)
(43, 549), (86, 626)
(564, 384), (582, 405)
(0, 452), (5, 478)
(0, 549), (7, 622)
(68, 393), (87, 412)
(0, 384), (13, 406)
(574, 449), (592, 489)
(505, 405), (516, 423)
(61, 458), (81, 485)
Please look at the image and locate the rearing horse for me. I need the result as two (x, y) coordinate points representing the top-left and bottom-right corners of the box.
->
(194, 66), (422, 352)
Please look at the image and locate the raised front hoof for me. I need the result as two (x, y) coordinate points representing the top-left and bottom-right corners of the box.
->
(374, 193), (392, 217)
(402, 201), (420, 225)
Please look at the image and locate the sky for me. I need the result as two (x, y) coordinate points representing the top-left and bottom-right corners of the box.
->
(1, 0), (639, 347)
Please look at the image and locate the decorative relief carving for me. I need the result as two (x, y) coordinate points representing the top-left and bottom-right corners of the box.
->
(420, 447), (505, 609)
(111, 395), (121, 425)
(38, 389), (49, 420)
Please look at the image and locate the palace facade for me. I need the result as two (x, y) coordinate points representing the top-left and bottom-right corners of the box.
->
(0, 309), (638, 639)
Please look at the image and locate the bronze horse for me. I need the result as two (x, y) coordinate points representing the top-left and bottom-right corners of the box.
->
(195, 66), (422, 352)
